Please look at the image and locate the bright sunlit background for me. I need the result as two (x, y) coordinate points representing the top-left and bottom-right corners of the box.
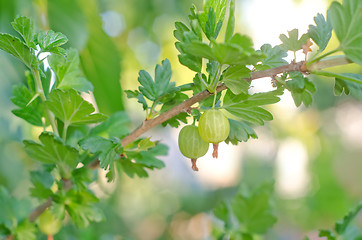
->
(0, 0), (361, 239)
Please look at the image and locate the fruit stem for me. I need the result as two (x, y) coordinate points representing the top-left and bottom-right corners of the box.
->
(212, 92), (217, 109)
(191, 159), (199, 171)
(212, 143), (219, 158)
(211, 64), (223, 109)
(47, 235), (54, 240)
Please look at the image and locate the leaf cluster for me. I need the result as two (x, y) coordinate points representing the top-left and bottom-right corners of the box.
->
(79, 136), (167, 181)
(0, 15), (169, 236)
(313, 202), (362, 240)
(0, 187), (35, 240)
(127, 1), (292, 144)
(125, 59), (189, 127)
(0, 0), (362, 238)
(213, 182), (277, 239)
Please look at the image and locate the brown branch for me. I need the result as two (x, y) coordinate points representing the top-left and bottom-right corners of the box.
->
(29, 197), (53, 222)
(121, 57), (350, 147)
(25, 56), (352, 227)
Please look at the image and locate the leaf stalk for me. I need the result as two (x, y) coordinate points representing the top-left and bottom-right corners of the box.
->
(31, 68), (59, 136)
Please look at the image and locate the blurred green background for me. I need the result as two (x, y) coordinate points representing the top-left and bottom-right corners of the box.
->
(0, 0), (361, 239)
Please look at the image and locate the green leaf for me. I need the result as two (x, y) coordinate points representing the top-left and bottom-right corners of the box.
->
(11, 84), (44, 126)
(125, 90), (148, 110)
(184, 41), (215, 60)
(154, 59), (174, 96)
(189, 9), (203, 41)
(223, 65), (251, 95)
(79, 0), (125, 114)
(213, 201), (229, 223)
(198, 0), (227, 39)
(225, 119), (258, 145)
(285, 72), (316, 107)
(204, 8), (217, 40)
(240, 233), (253, 240)
(319, 230), (337, 240)
(126, 143), (167, 169)
(174, 21), (202, 72)
(45, 89), (107, 126)
(184, 35), (263, 65)
(285, 72), (306, 91)
(109, 142), (168, 179)
(226, 107), (273, 125)
(231, 183), (277, 234)
(290, 90), (313, 107)
(223, 90), (282, 107)
(0, 33), (38, 69)
(334, 73), (362, 100)
(224, 0), (235, 42)
(257, 44), (288, 69)
(206, 60), (218, 78)
(335, 202), (362, 235)
(228, 33), (255, 52)
(222, 90), (281, 125)
(36, 30), (68, 56)
(327, 0), (362, 64)
(174, 22), (191, 41)
(178, 52), (203, 72)
(11, 16), (36, 49)
(118, 160), (149, 178)
(24, 132), (79, 177)
(47, 0), (88, 50)
(72, 167), (94, 190)
(64, 189), (103, 228)
(48, 48), (93, 92)
(313, 71), (362, 84)
(29, 170), (54, 199)
(137, 138), (156, 152)
(79, 136), (120, 170)
(13, 220), (36, 240)
(192, 73), (207, 95)
(90, 111), (130, 138)
(137, 72), (156, 100)
(203, 0), (228, 25)
(279, 29), (309, 52)
(137, 59), (176, 101)
(0, 187), (32, 230)
(160, 91), (189, 127)
(66, 204), (103, 228)
(308, 13), (332, 53)
(122, 142), (167, 178)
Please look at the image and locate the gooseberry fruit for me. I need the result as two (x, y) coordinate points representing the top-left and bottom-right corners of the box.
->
(38, 209), (62, 236)
(198, 109), (230, 158)
(178, 125), (209, 171)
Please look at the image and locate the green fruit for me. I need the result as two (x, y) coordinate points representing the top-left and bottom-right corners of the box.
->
(178, 125), (209, 171)
(198, 109), (230, 143)
(38, 209), (62, 236)
(198, 109), (230, 158)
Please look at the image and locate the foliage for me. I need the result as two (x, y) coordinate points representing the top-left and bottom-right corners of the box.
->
(213, 183), (277, 238)
(0, 0), (361, 238)
(315, 202), (362, 240)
